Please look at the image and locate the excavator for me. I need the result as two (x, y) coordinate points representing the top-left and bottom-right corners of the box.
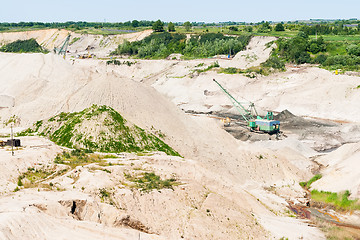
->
(54, 34), (71, 59)
(213, 79), (280, 135)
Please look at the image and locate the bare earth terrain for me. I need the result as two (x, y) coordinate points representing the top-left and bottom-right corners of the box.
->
(0, 30), (359, 239)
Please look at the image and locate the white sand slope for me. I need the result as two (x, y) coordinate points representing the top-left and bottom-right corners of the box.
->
(311, 142), (360, 198)
(0, 50), (328, 239)
(220, 36), (277, 69)
(0, 29), (152, 58)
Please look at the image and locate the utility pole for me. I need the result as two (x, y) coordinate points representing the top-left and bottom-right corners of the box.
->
(11, 124), (14, 156)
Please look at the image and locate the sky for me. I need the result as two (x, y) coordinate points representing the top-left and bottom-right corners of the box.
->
(0, 0), (359, 23)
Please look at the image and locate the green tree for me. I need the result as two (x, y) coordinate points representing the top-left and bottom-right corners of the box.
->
(258, 21), (272, 32)
(347, 44), (360, 56)
(131, 20), (139, 28)
(168, 22), (175, 32)
(152, 20), (164, 32)
(275, 23), (285, 31)
(245, 26), (253, 32)
(183, 21), (192, 31)
(229, 26), (238, 31)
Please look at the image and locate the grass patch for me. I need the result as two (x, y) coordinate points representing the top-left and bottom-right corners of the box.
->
(195, 61), (219, 73)
(311, 189), (360, 211)
(124, 172), (178, 192)
(16, 166), (68, 189)
(54, 149), (105, 169)
(299, 174), (322, 188)
(69, 37), (80, 45)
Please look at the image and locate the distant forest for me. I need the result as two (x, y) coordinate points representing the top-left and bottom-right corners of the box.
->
(0, 19), (359, 34)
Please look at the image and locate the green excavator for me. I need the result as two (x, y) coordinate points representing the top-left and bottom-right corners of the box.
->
(54, 34), (71, 58)
(213, 79), (280, 134)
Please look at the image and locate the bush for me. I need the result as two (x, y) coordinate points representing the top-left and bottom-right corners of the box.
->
(313, 54), (328, 64)
(168, 22), (175, 32)
(221, 67), (238, 74)
(125, 172), (178, 192)
(346, 44), (360, 56)
(274, 23), (285, 32)
(299, 174), (322, 188)
(323, 55), (360, 66)
(277, 36), (311, 64)
(0, 38), (46, 53)
(229, 26), (239, 31)
(311, 189), (360, 210)
(261, 56), (285, 69)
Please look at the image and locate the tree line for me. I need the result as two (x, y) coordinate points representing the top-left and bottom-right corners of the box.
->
(274, 31), (360, 70)
(112, 32), (251, 59)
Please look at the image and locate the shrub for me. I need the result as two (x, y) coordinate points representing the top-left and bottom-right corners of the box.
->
(346, 44), (360, 56)
(311, 189), (360, 210)
(261, 56), (285, 69)
(0, 39), (46, 53)
(274, 23), (285, 32)
(221, 67), (238, 74)
(313, 54), (328, 64)
(299, 174), (322, 188)
(124, 172), (178, 192)
(229, 26), (239, 31)
(323, 55), (360, 66)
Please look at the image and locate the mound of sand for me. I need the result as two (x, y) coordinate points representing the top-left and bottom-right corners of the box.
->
(311, 142), (360, 198)
(28, 104), (179, 155)
(0, 29), (152, 58)
(220, 36), (277, 69)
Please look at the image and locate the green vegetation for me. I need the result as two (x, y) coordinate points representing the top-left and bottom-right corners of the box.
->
(168, 22), (175, 32)
(152, 20), (164, 32)
(69, 37), (80, 45)
(54, 149), (105, 169)
(183, 21), (192, 31)
(219, 55), (285, 77)
(22, 105), (180, 156)
(0, 39), (47, 53)
(112, 32), (251, 59)
(195, 61), (219, 73)
(299, 174), (322, 188)
(311, 190), (360, 211)
(273, 31), (360, 71)
(124, 172), (178, 192)
(106, 59), (135, 66)
(274, 23), (285, 32)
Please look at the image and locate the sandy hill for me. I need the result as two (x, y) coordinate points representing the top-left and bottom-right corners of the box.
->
(0, 50), (326, 238)
(24, 104), (179, 155)
(2, 31), (360, 238)
(0, 29), (152, 57)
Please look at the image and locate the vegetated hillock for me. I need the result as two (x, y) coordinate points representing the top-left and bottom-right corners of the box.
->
(0, 38), (47, 53)
(274, 32), (360, 71)
(22, 105), (180, 156)
(112, 32), (251, 59)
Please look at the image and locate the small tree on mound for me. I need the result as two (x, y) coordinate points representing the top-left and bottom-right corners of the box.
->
(275, 23), (285, 31)
(152, 20), (164, 32)
(183, 21), (192, 31)
(168, 22), (175, 32)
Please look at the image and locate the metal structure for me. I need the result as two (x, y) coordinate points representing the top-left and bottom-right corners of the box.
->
(213, 79), (258, 122)
(54, 34), (71, 57)
(213, 79), (280, 134)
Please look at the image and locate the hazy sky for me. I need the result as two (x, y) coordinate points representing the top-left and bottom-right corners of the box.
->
(1, 0), (359, 23)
